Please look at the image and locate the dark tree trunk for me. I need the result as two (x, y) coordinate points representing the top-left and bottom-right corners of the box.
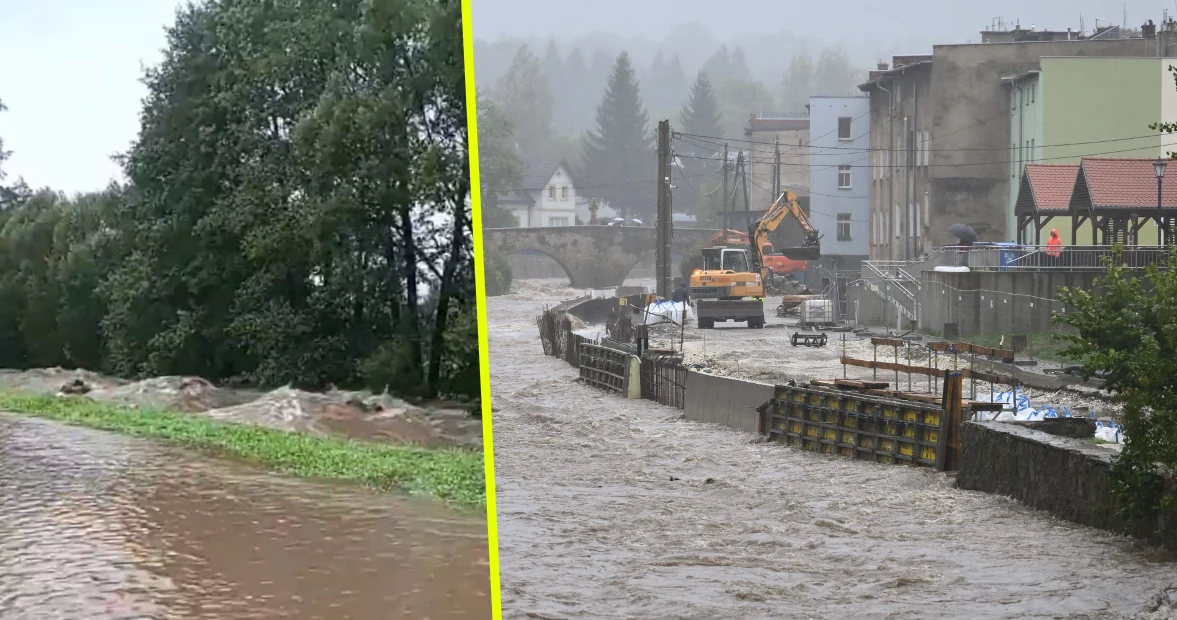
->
(426, 170), (469, 397)
(398, 204), (422, 389)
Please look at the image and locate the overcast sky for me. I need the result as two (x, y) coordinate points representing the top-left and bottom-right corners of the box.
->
(3, 0), (1176, 195)
(472, 0), (1176, 41)
(0, 0), (182, 195)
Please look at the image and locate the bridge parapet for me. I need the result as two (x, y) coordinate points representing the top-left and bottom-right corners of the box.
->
(483, 226), (718, 288)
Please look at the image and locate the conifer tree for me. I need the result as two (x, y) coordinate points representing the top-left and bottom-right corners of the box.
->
(677, 72), (723, 214)
(580, 52), (654, 220)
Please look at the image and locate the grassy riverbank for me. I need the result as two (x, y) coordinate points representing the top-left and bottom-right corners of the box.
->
(0, 391), (486, 510)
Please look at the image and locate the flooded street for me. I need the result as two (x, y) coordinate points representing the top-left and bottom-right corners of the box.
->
(0, 413), (491, 619)
(491, 279), (1175, 620)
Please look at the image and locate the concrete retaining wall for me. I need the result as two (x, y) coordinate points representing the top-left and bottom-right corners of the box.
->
(683, 371), (773, 434)
(919, 270), (1099, 337)
(958, 421), (1177, 550)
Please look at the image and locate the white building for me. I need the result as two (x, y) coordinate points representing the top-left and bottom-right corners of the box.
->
(501, 158), (579, 227)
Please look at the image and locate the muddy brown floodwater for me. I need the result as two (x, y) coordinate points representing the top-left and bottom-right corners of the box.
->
(0, 413), (491, 619)
(491, 278), (1176, 620)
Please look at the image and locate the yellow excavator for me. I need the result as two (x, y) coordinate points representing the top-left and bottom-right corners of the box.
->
(688, 191), (821, 329)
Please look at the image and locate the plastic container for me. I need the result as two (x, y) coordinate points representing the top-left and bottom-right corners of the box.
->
(800, 299), (834, 325)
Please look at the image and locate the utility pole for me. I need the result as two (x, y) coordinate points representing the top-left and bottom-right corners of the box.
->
(773, 137), (781, 198)
(736, 151), (751, 231)
(722, 143), (730, 231)
(656, 120), (672, 299)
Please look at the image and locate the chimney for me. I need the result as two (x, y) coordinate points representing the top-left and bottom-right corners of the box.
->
(1143, 19), (1157, 38)
(877, 61), (889, 70)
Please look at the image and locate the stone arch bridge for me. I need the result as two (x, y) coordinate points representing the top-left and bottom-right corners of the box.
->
(483, 226), (720, 288)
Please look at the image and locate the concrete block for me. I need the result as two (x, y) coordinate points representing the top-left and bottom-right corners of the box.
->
(625, 356), (642, 399)
(684, 371), (773, 434)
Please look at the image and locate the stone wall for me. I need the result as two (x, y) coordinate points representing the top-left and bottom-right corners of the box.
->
(957, 421), (1177, 550)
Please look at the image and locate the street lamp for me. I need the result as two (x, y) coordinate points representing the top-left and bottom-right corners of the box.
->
(1156, 158), (1168, 244)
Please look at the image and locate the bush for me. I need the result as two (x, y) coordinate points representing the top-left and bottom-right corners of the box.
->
(439, 303), (480, 402)
(1054, 246), (1177, 519)
(360, 339), (425, 398)
(484, 247), (513, 296)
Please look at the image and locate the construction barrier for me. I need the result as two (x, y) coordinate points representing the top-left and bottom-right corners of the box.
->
(640, 354), (687, 409)
(763, 372), (964, 471)
(578, 343), (628, 394)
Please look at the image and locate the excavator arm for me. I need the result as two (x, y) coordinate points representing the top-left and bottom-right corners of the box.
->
(748, 191), (821, 271)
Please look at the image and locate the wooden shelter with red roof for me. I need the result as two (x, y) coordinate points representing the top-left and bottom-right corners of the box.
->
(1015, 158), (1177, 246)
(1014, 164), (1079, 245)
(1068, 158), (1177, 246)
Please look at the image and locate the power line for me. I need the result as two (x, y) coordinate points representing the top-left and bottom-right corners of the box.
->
(673, 142), (1175, 169)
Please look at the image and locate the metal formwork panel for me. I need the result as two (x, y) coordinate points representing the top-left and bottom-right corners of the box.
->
(766, 384), (946, 469)
(579, 343), (629, 393)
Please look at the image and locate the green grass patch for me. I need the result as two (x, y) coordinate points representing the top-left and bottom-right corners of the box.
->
(0, 390), (486, 510)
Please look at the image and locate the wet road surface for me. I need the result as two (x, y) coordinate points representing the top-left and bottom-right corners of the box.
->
(0, 413), (491, 619)
(490, 280), (1175, 620)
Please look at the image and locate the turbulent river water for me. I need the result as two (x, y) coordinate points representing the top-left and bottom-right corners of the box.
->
(490, 278), (1176, 620)
(0, 380), (491, 618)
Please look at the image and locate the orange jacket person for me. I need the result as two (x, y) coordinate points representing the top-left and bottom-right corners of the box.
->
(1046, 229), (1062, 258)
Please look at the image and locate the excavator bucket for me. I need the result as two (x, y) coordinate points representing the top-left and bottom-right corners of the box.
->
(778, 245), (821, 261)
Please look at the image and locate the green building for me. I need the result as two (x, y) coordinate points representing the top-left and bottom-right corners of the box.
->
(1006, 56), (1177, 245)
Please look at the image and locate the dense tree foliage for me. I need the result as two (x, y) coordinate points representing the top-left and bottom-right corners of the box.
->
(0, 0), (477, 401)
(483, 247), (513, 297)
(580, 53), (655, 220)
(1054, 249), (1177, 518)
(476, 94), (523, 228)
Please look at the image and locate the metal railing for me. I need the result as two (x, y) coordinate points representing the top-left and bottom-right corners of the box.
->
(862, 261), (920, 324)
(950, 244), (1173, 272)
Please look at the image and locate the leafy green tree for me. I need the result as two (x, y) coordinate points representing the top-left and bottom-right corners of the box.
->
(492, 45), (555, 155)
(580, 52), (654, 220)
(717, 78), (777, 139)
(815, 44), (859, 96)
(483, 247), (513, 297)
(0, 0), (480, 401)
(1054, 248), (1177, 519)
(476, 93), (523, 228)
(779, 52), (815, 112)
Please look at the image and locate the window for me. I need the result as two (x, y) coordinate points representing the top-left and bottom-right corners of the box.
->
(837, 213), (852, 241)
(838, 165), (852, 189)
(1030, 138), (1035, 161)
(722, 249), (750, 272)
(561, 186), (569, 200)
(1030, 85), (1035, 104)
(838, 117), (852, 140)
(894, 207), (900, 237)
(548, 185), (556, 200)
(549, 216), (569, 227)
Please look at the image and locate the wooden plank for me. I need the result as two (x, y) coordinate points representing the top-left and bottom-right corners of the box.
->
(927, 341), (1015, 362)
(841, 356), (1014, 386)
(871, 337), (905, 347)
